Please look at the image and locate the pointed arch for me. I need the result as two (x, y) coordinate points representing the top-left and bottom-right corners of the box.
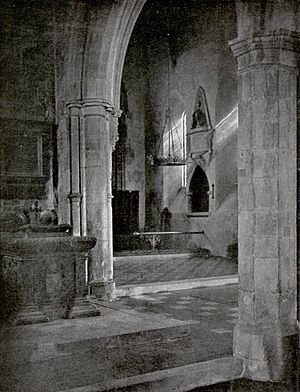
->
(187, 165), (209, 214)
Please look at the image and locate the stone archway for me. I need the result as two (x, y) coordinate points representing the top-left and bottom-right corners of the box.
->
(57, 0), (147, 298)
(57, 0), (299, 382)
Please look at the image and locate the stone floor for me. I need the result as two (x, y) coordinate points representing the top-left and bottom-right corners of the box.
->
(114, 253), (238, 286)
(0, 285), (239, 392)
(1, 283), (298, 392)
(191, 377), (299, 392)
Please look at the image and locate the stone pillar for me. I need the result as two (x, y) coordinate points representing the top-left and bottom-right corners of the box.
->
(230, 30), (299, 381)
(66, 99), (119, 299)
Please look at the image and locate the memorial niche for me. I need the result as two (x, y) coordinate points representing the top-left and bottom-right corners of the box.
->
(191, 86), (211, 131)
(192, 100), (208, 129)
(187, 86), (213, 159)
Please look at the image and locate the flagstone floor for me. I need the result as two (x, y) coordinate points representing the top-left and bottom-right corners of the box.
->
(0, 285), (239, 392)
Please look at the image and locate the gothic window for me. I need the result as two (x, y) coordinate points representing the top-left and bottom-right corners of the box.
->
(188, 165), (209, 213)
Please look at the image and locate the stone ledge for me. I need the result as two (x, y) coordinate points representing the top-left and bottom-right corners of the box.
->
(113, 252), (195, 263)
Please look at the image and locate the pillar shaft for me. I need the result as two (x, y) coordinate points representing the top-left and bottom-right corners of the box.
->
(67, 99), (119, 299)
(230, 30), (299, 381)
(68, 103), (83, 236)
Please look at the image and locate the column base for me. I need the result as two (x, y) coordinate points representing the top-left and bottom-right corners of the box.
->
(42, 301), (68, 320)
(15, 304), (49, 325)
(68, 296), (101, 319)
(233, 321), (298, 382)
(88, 279), (116, 301)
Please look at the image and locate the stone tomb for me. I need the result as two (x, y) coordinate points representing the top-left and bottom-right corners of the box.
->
(0, 223), (100, 324)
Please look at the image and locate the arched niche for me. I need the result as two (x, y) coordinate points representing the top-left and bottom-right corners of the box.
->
(187, 165), (209, 215)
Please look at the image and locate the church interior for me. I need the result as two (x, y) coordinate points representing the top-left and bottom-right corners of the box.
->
(0, 0), (299, 391)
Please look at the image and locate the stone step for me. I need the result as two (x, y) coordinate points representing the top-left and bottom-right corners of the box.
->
(19, 304), (38, 311)
(116, 275), (238, 297)
(68, 297), (101, 319)
(26, 324), (195, 362)
(1, 324), (234, 391)
(57, 357), (243, 392)
(15, 313), (49, 325)
(114, 254), (238, 286)
(14, 298), (101, 325)
(68, 308), (100, 319)
(114, 252), (195, 263)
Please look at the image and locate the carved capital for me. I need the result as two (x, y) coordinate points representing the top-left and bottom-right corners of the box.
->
(229, 30), (299, 71)
(66, 98), (121, 151)
(68, 193), (83, 203)
(66, 98), (122, 119)
(107, 193), (114, 202)
(66, 100), (82, 117)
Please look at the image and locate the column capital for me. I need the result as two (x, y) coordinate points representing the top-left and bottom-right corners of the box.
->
(66, 98), (122, 118)
(229, 29), (299, 71)
(68, 192), (83, 202)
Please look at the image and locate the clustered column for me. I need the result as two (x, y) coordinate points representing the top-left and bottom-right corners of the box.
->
(67, 99), (119, 299)
(230, 30), (299, 381)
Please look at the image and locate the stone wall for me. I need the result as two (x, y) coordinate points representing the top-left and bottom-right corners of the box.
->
(0, 1), (57, 217)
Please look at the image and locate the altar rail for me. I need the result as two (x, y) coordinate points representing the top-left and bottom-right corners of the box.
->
(133, 231), (204, 250)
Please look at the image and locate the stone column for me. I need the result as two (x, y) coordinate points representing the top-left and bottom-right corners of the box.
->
(67, 102), (83, 236)
(66, 99), (119, 299)
(230, 30), (299, 381)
